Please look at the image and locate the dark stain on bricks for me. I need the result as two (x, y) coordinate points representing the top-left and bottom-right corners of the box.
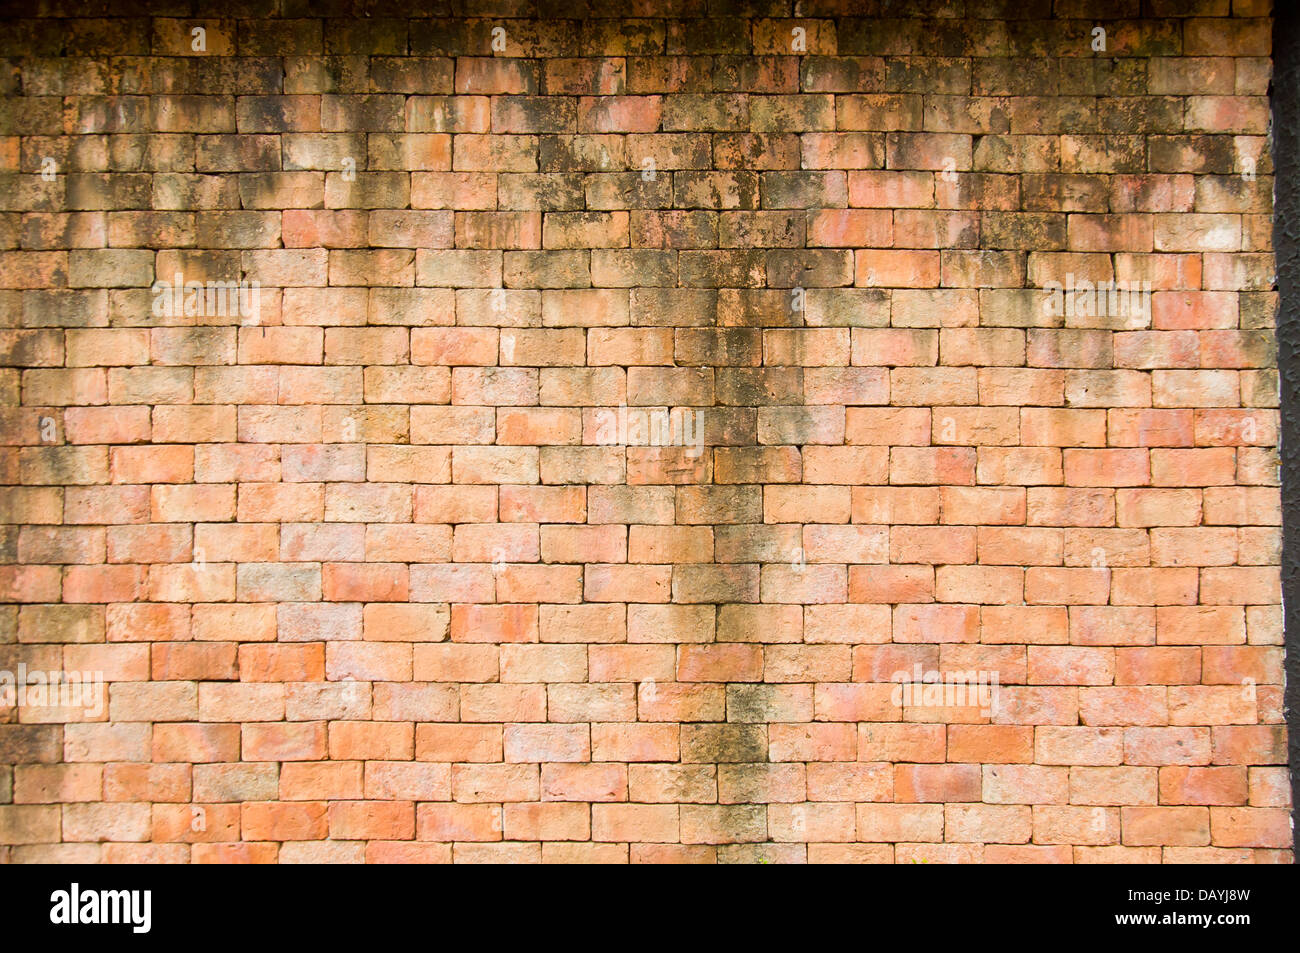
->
(0, 724), (62, 764)
(665, 236), (814, 859)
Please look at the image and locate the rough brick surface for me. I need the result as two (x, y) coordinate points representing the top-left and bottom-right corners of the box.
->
(0, 2), (1290, 864)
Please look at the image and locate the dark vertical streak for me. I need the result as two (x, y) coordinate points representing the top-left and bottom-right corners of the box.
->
(1271, 4), (1300, 863)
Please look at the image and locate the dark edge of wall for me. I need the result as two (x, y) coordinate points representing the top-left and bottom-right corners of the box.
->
(1272, 4), (1300, 862)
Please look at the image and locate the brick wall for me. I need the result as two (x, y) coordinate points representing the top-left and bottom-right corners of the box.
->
(0, 1), (1290, 863)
